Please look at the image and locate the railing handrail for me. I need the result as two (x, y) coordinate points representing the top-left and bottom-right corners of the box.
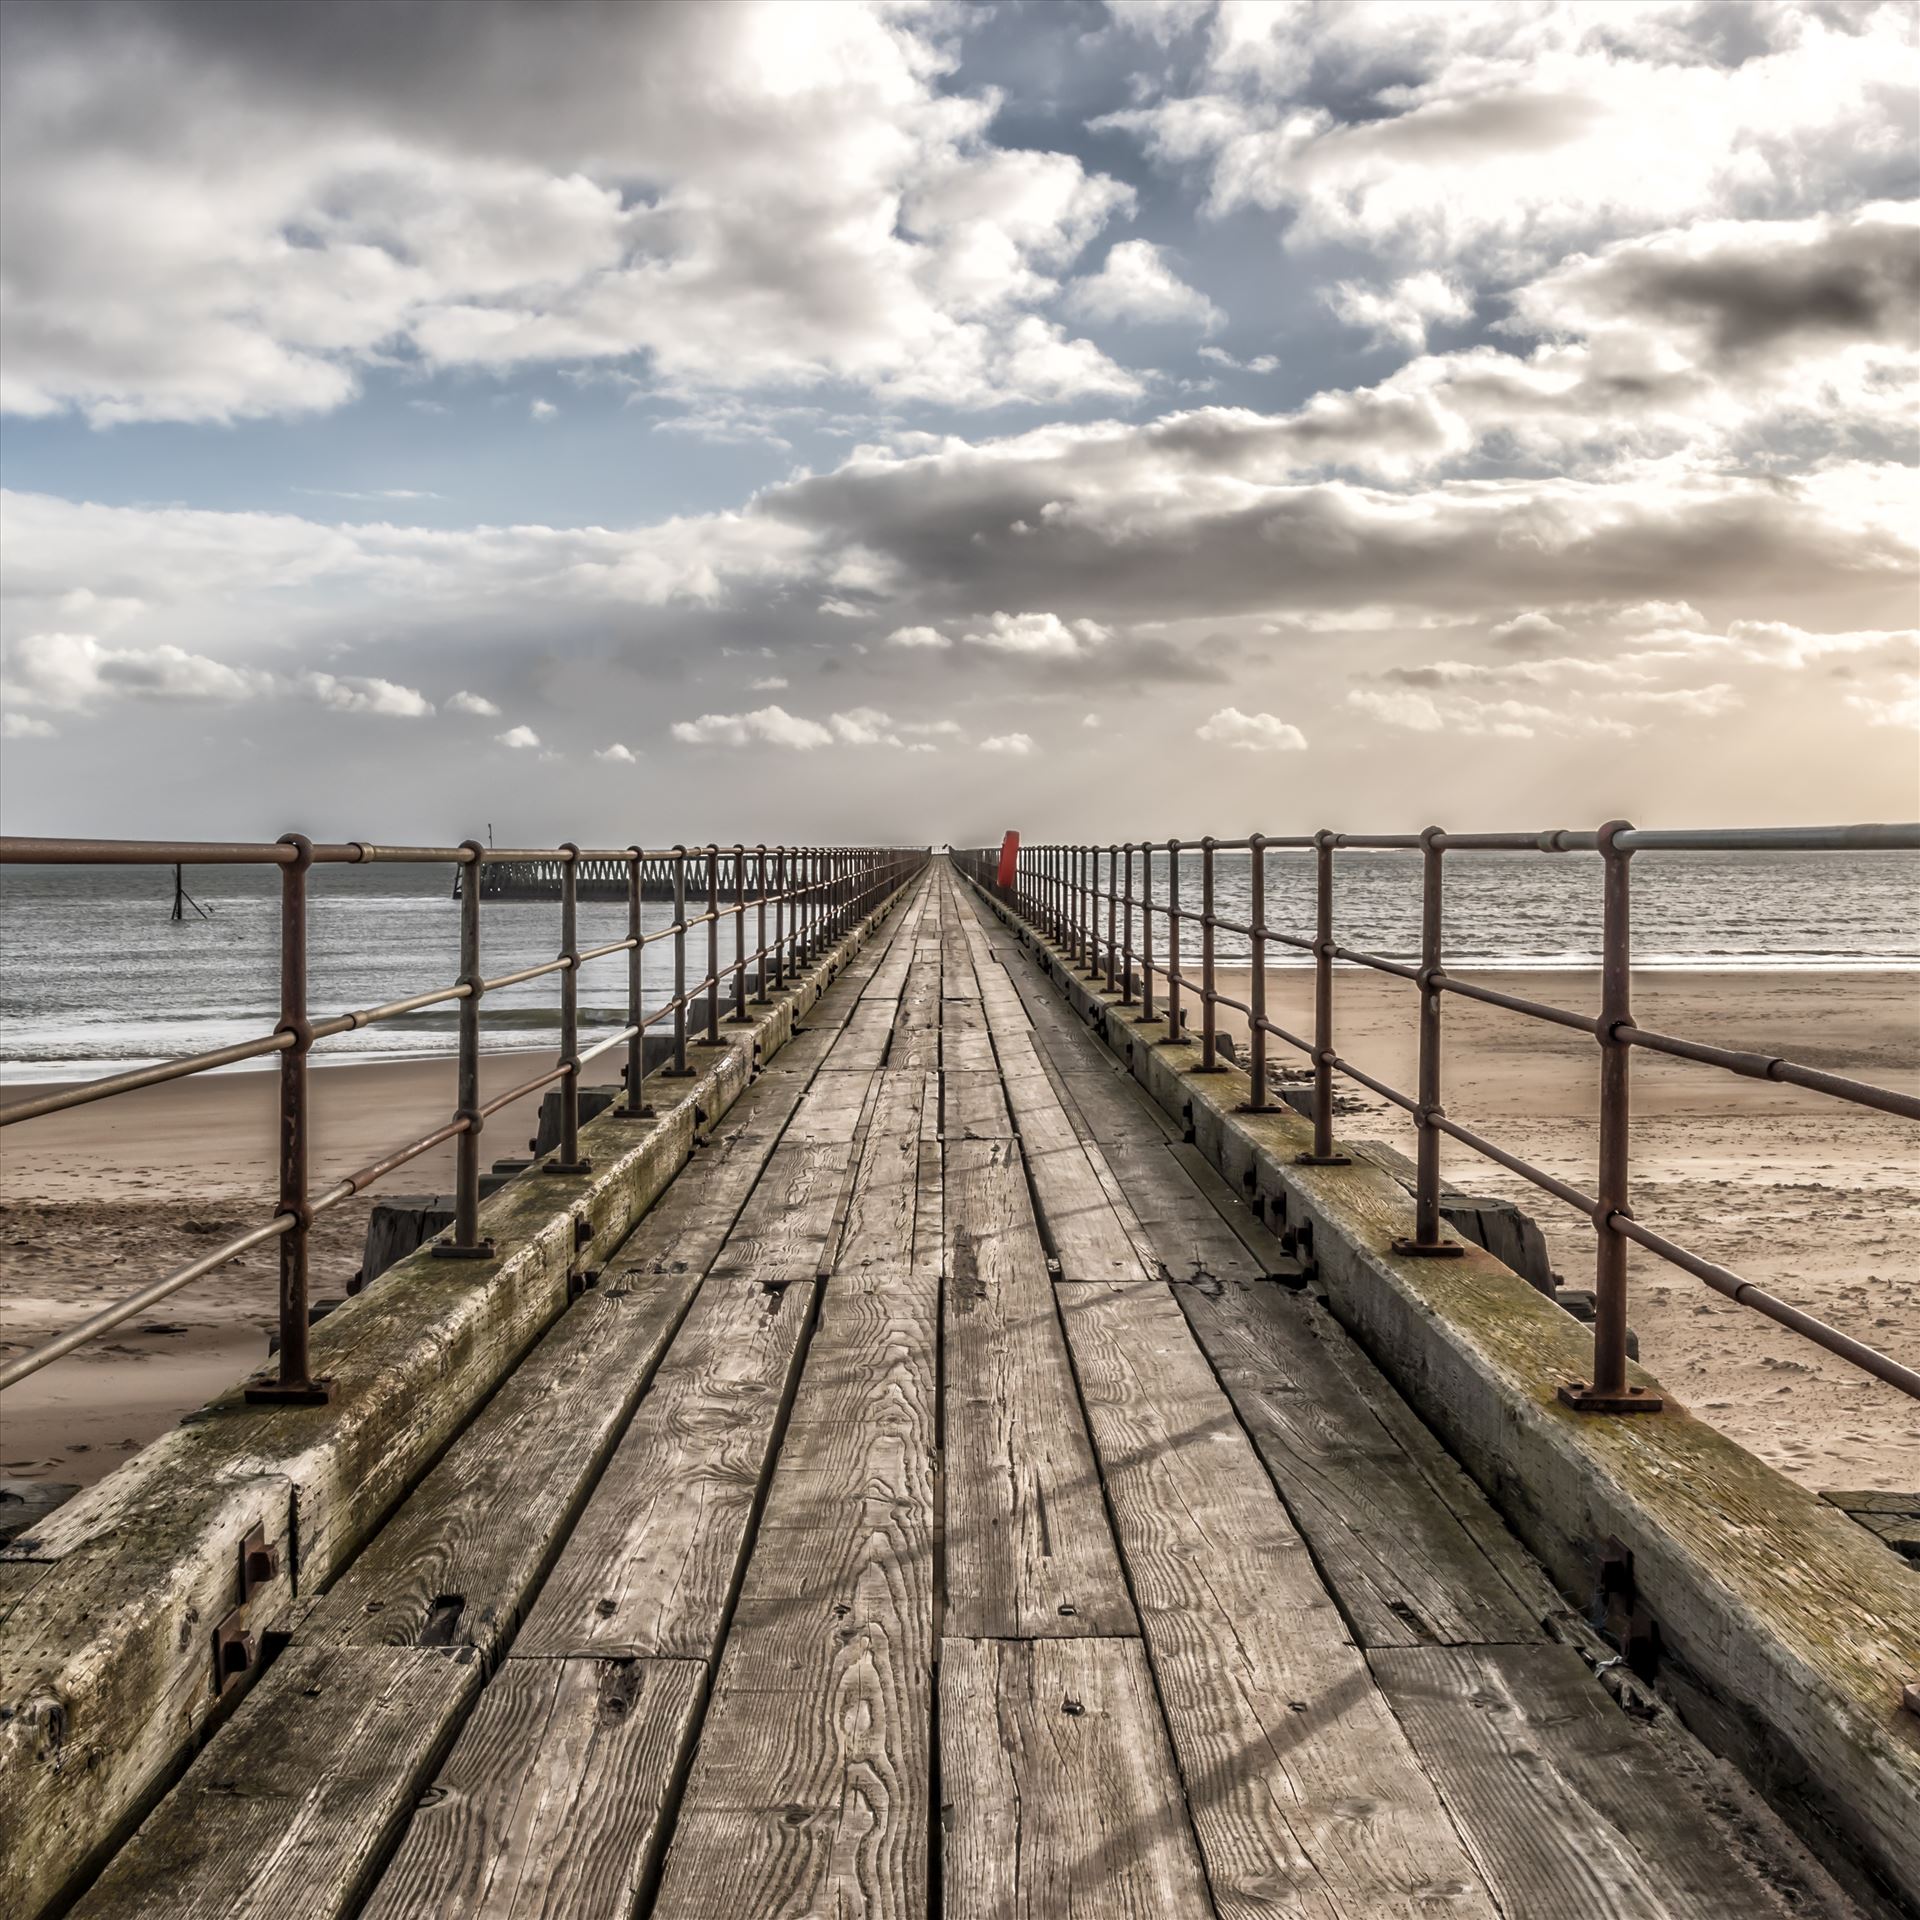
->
(955, 827), (1920, 1412)
(0, 840), (929, 1394)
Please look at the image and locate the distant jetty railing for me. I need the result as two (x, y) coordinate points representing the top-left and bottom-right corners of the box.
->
(462, 851), (751, 901)
(0, 838), (926, 1400)
(956, 824), (1920, 1412)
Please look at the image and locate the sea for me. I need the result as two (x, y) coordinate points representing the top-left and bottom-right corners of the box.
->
(1, 849), (1915, 1084)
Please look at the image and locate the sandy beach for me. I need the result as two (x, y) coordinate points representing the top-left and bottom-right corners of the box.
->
(1206, 967), (1920, 1492)
(0, 1053), (580, 1489)
(4, 971), (1916, 1498)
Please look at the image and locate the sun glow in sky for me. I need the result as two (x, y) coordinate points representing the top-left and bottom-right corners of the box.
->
(1, 0), (1915, 843)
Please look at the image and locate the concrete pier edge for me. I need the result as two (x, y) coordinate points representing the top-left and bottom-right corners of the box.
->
(961, 873), (1920, 1915)
(0, 880), (916, 1920)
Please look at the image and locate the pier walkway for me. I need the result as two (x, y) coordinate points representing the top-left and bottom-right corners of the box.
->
(67, 862), (1839, 1919)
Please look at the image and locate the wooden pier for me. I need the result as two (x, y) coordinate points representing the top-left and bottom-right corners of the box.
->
(38, 866), (1874, 1918)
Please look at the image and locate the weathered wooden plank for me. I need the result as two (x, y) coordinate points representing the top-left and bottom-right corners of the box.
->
(836, 1070), (932, 1274)
(915, 1077), (944, 1288)
(708, 1070), (872, 1283)
(993, 1057), (1150, 1284)
(943, 1067), (1013, 1141)
(512, 1279), (818, 1661)
(652, 1264), (940, 1919)
(611, 1096), (796, 1278)
(1057, 1277), (1498, 1917)
(1165, 1141), (1299, 1274)
(1371, 1643), (1805, 1919)
(1089, 1139), (1270, 1285)
(942, 1027), (998, 1073)
(1021, 1118), (1152, 1285)
(939, 1636), (1213, 1920)
(70, 1644), (481, 1920)
(299, 1268), (698, 1660)
(360, 1656), (705, 1920)
(826, 1002), (901, 1073)
(942, 1136), (1134, 1639)
(1171, 1278), (1544, 1651)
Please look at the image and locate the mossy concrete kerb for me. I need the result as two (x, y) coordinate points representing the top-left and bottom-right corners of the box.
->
(0, 883), (915, 1920)
(964, 876), (1920, 1914)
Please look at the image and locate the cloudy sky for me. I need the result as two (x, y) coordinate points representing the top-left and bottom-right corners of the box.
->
(2, 0), (1915, 846)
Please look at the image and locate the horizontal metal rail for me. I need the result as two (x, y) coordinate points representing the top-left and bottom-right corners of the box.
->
(0, 837), (927, 1393)
(958, 823), (1919, 1413)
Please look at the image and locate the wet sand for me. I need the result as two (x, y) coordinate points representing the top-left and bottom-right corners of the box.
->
(1205, 967), (1920, 1492)
(4, 973), (1917, 1497)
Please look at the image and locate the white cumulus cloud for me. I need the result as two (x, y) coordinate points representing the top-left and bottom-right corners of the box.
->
(1195, 707), (1306, 752)
(1063, 240), (1222, 330)
(671, 705), (835, 750)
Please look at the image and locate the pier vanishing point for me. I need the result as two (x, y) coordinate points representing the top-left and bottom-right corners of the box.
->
(2, 837), (1917, 1920)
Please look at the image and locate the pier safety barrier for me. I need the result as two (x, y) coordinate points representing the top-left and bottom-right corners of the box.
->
(0, 838), (925, 1400)
(956, 823), (1920, 1417)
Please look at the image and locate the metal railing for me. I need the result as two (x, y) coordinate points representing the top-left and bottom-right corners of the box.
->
(956, 825), (1920, 1413)
(0, 837), (925, 1398)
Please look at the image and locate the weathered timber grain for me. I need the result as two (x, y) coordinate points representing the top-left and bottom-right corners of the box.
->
(511, 1279), (819, 1662)
(68, 1644), (481, 1920)
(826, 1002), (902, 1073)
(707, 1069), (873, 1283)
(1091, 1139), (1274, 1285)
(360, 1656), (705, 1920)
(995, 1069), (1152, 1285)
(938, 1636), (1212, 1920)
(941, 1134), (1134, 1640)
(943, 1068), (1014, 1141)
(651, 1263), (940, 1919)
(836, 1070), (933, 1275)
(296, 1268), (697, 1659)
(1164, 1141), (1299, 1275)
(1371, 1642), (1818, 1919)
(1056, 1275), (1498, 1916)
(1173, 1277), (1545, 1650)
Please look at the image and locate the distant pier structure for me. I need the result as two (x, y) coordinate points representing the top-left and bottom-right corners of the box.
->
(460, 849), (771, 901)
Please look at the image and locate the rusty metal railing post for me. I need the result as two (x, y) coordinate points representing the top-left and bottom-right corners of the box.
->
(1299, 830), (1350, 1165)
(248, 832), (329, 1402)
(1199, 836), (1220, 1069)
(730, 843), (750, 1021)
(1245, 833), (1268, 1111)
(1138, 841), (1157, 1024)
(1164, 838), (1183, 1042)
(1083, 845), (1095, 972)
(1121, 843), (1136, 1002)
(703, 845), (721, 1042)
(754, 845), (770, 1002)
(1562, 822), (1662, 1412)
(670, 847), (691, 1074)
(549, 843), (590, 1172)
(772, 847), (786, 990)
(619, 845), (650, 1118)
(1088, 845), (1099, 974)
(436, 838), (494, 1257)
(1394, 828), (1461, 1255)
(1105, 844), (1118, 991)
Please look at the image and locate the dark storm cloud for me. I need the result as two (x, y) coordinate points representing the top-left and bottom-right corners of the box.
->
(1516, 206), (1920, 362)
(756, 431), (1917, 631)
